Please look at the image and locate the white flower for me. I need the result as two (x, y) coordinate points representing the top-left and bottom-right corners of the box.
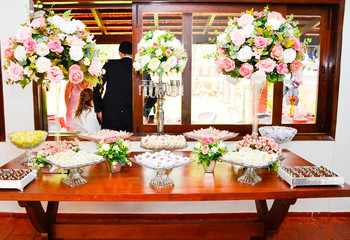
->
(250, 70), (266, 84)
(155, 48), (163, 57)
(284, 24), (294, 36)
(166, 55), (178, 68)
(179, 59), (187, 72)
(148, 58), (160, 71)
(36, 43), (50, 57)
(72, 19), (85, 31)
(14, 45), (27, 62)
(69, 46), (84, 61)
(218, 142), (225, 149)
(237, 46), (253, 62)
(86, 34), (94, 43)
(211, 147), (219, 153)
(282, 49), (296, 63)
(242, 24), (255, 38)
(141, 54), (151, 67)
(35, 57), (51, 73)
(160, 62), (171, 73)
(266, 19), (282, 31)
(113, 145), (120, 152)
(83, 57), (91, 66)
(50, 15), (64, 28)
(135, 53), (141, 62)
(152, 30), (166, 41)
(144, 39), (154, 49)
(217, 33), (228, 45)
(101, 143), (110, 151)
(195, 143), (201, 149)
(133, 61), (142, 71)
(23, 67), (33, 77)
(59, 21), (77, 34)
(166, 38), (181, 49)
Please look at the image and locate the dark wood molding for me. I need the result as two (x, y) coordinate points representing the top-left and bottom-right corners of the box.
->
(0, 46), (5, 141)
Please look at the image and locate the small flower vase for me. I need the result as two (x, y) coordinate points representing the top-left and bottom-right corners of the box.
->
(106, 161), (122, 173)
(290, 103), (295, 118)
(203, 161), (216, 173)
(250, 80), (266, 139)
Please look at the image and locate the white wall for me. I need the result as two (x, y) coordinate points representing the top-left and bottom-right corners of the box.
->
(0, 0), (349, 213)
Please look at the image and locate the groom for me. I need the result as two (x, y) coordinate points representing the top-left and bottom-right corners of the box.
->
(93, 41), (133, 132)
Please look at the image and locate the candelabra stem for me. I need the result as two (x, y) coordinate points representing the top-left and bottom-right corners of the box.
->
(157, 77), (165, 135)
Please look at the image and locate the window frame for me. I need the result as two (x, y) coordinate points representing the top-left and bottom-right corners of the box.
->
(0, 47), (6, 141)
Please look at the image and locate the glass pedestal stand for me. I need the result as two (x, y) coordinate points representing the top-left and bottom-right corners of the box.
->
(62, 169), (87, 187)
(140, 79), (183, 135)
(149, 170), (174, 190)
(237, 167), (262, 185)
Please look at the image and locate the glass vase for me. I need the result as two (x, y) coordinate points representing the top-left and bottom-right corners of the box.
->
(250, 80), (266, 139)
(203, 161), (216, 173)
(106, 161), (122, 173)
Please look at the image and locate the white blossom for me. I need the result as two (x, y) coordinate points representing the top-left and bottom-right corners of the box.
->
(36, 43), (50, 57)
(14, 45), (27, 61)
(266, 19), (282, 31)
(250, 70), (266, 84)
(69, 46), (84, 61)
(282, 48), (296, 63)
(59, 21), (77, 34)
(101, 143), (110, 151)
(35, 57), (51, 73)
(237, 46), (253, 62)
(148, 58), (160, 71)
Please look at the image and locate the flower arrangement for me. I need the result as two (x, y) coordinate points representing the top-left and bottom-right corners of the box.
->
(192, 137), (227, 167)
(3, 1), (106, 88)
(133, 30), (188, 78)
(96, 136), (132, 167)
(288, 95), (298, 105)
(212, 6), (310, 84)
(234, 134), (282, 170)
(31, 139), (80, 168)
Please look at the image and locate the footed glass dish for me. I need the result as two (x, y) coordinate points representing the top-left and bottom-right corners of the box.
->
(258, 126), (297, 144)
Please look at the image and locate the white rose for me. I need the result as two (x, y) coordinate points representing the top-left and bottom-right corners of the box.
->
(133, 61), (142, 71)
(195, 143), (201, 149)
(282, 48), (296, 63)
(14, 45), (27, 62)
(160, 61), (171, 73)
(144, 39), (154, 49)
(242, 24), (255, 38)
(59, 21), (77, 34)
(101, 143), (110, 151)
(36, 43), (50, 57)
(86, 34), (94, 43)
(72, 19), (85, 31)
(148, 58), (160, 71)
(83, 57), (91, 65)
(113, 145), (120, 152)
(217, 33), (228, 45)
(69, 46), (84, 61)
(250, 70), (266, 84)
(155, 48), (163, 57)
(266, 19), (282, 31)
(211, 147), (219, 153)
(152, 30), (165, 40)
(218, 142), (225, 149)
(237, 46), (253, 62)
(141, 54), (151, 67)
(166, 55), (178, 68)
(50, 15), (64, 28)
(35, 57), (51, 73)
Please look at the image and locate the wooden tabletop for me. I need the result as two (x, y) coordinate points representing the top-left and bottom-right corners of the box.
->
(0, 150), (349, 202)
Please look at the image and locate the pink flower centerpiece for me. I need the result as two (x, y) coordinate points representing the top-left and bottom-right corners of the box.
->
(212, 6), (310, 84)
(3, 3), (106, 88)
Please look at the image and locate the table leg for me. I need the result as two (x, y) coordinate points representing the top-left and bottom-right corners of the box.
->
(255, 199), (297, 234)
(18, 201), (59, 240)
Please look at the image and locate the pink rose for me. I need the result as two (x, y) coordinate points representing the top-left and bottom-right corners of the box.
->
(290, 59), (303, 72)
(256, 58), (276, 72)
(292, 37), (301, 51)
(104, 136), (119, 143)
(16, 26), (32, 43)
(47, 39), (64, 53)
(270, 44), (283, 60)
(30, 17), (46, 29)
(201, 145), (209, 155)
(217, 47), (225, 53)
(47, 66), (64, 82)
(153, 42), (159, 48)
(237, 14), (254, 27)
(276, 63), (288, 74)
(257, 12), (265, 19)
(239, 63), (254, 78)
(165, 49), (172, 56)
(254, 36), (268, 49)
(66, 36), (86, 48)
(229, 29), (245, 46)
(202, 138), (210, 144)
(4, 48), (14, 59)
(88, 60), (103, 76)
(23, 38), (36, 52)
(208, 137), (215, 143)
(267, 11), (285, 22)
(68, 64), (84, 84)
(222, 57), (235, 72)
(215, 56), (225, 71)
(7, 61), (23, 82)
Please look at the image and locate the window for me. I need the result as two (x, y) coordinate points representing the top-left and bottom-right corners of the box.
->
(0, 47), (5, 141)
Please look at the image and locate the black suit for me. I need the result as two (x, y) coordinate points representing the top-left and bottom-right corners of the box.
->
(93, 57), (133, 132)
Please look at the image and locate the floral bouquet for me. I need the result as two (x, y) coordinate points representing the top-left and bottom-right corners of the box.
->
(31, 139), (80, 168)
(192, 137), (227, 168)
(212, 6), (310, 84)
(133, 30), (188, 78)
(3, 1), (106, 88)
(96, 136), (132, 168)
(234, 134), (282, 170)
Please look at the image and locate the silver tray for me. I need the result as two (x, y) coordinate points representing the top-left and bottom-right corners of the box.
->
(278, 166), (345, 189)
(0, 169), (37, 191)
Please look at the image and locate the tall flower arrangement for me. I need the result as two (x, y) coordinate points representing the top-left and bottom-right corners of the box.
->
(133, 30), (188, 78)
(3, 2), (106, 88)
(212, 7), (310, 84)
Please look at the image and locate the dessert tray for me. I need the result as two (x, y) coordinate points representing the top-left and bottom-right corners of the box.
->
(183, 127), (238, 141)
(0, 169), (37, 191)
(278, 166), (344, 189)
(45, 150), (105, 187)
(78, 130), (133, 143)
(140, 134), (187, 152)
(131, 150), (194, 190)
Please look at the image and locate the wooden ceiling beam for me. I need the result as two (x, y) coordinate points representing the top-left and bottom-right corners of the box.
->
(300, 18), (321, 36)
(202, 14), (216, 34)
(91, 8), (108, 35)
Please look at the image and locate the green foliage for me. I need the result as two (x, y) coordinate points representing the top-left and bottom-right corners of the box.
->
(193, 138), (227, 167)
(96, 139), (132, 166)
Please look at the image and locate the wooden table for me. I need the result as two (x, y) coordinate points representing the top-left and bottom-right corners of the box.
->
(0, 150), (349, 240)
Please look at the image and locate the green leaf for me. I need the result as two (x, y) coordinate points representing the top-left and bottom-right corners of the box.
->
(88, 75), (98, 87)
(63, 10), (71, 19)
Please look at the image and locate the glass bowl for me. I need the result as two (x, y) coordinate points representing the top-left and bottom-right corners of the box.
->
(8, 130), (48, 166)
(258, 126), (297, 144)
